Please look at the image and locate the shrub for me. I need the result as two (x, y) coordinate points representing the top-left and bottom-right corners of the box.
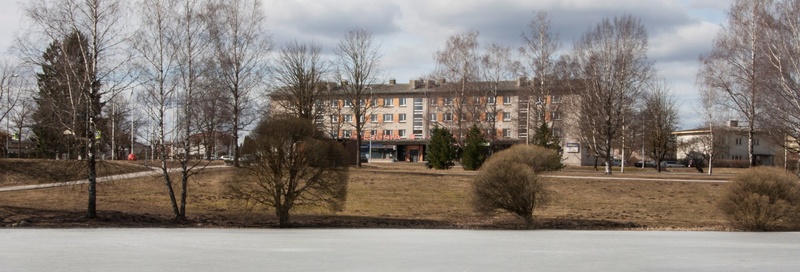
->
(719, 168), (800, 231)
(472, 145), (561, 228)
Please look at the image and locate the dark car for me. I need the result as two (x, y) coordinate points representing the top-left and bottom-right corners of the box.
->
(634, 161), (656, 167)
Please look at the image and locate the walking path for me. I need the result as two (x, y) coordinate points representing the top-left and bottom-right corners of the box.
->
(0, 165), (229, 192)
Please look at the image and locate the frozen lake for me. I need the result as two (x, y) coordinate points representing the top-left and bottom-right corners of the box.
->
(1, 229), (798, 271)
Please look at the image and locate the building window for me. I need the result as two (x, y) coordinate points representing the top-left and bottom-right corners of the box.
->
(487, 96), (496, 105)
(473, 96), (481, 104)
(430, 97), (438, 105)
(553, 128), (562, 138)
(342, 130), (352, 138)
(503, 112), (511, 121)
(735, 137), (743, 145)
(371, 99), (378, 107)
(370, 114), (378, 123)
(383, 114), (394, 122)
(430, 113), (437, 122)
(443, 113), (453, 122)
(551, 95), (560, 104)
(383, 130), (392, 136)
(550, 111), (561, 120)
(331, 115), (339, 123)
(487, 112), (496, 122)
(399, 98), (407, 106)
(399, 129), (407, 138)
(359, 99), (366, 107)
(444, 97), (453, 105)
(485, 129), (494, 137)
(732, 155), (743, 160)
(399, 114), (407, 122)
(370, 130), (377, 137)
(503, 128), (512, 138)
(331, 100), (338, 108)
(343, 114), (353, 123)
(359, 115), (365, 123)
(344, 100), (352, 107)
(384, 98), (394, 107)
(503, 96), (512, 105)
(755, 138), (760, 146)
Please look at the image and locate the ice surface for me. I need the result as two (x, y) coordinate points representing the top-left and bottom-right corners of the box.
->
(0, 229), (798, 271)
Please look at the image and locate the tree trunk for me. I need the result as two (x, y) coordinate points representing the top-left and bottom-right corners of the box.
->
(87, 137), (97, 219)
(277, 207), (290, 228)
(522, 213), (534, 229)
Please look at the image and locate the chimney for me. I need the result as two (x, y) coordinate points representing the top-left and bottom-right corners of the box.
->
(389, 79), (396, 85)
(516, 76), (528, 87)
(410, 79), (419, 89)
(729, 120), (738, 127)
(426, 79), (435, 88)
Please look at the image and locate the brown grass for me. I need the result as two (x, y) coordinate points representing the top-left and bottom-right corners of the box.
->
(0, 160), (736, 230)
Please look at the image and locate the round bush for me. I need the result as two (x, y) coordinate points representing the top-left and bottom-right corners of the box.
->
(472, 145), (560, 228)
(719, 168), (800, 231)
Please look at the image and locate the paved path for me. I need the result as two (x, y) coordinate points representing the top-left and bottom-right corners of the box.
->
(542, 174), (729, 183)
(0, 165), (229, 192)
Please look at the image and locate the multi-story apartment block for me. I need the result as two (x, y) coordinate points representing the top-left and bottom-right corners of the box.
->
(269, 78), (594, 166)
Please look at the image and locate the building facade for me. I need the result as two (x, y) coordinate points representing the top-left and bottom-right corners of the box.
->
(674, 121), (778, 166)
(270, 78), (594, 166)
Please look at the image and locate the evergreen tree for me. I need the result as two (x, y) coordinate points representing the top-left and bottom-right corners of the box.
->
(32, 31), (100, 158)
(532, 122), (561, 152)
(427, 126), (455, 169)
(461, 124), (487, 170)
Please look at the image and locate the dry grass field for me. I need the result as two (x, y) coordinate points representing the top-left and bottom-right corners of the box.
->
(0, 159), (739, 230)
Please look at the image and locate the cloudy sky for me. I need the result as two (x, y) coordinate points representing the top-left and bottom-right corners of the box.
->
(0, 0), (733, 129)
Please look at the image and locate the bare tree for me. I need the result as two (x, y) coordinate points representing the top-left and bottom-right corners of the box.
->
(229, 115), (348, 227)
(22, 0), (132, 218)
(762, 0), (800, 174)
(520, 11), (560, 144)
(568, 15), (653, 174)
(434, 31), (481, 146)
(480, 43), (515, 149)
(0, 61), (24, 131)
(696, 80), (733, 175)
(206, 0), (271, 167)
(271, 40), (330, 121)
(641, 80), (679, 172)
(699, 0), (775, 167)
(334, 27), (383, 167)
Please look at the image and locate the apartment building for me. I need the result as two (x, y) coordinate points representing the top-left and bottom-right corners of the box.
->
(269, 78), (592, 166)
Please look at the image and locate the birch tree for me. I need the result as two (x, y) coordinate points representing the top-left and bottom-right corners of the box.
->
(699, 0), (775, 167)
(22, 0), (132, 218)
(434, 31), (481, 146)
(763, 0), (800, 174)
(206, 0), (271, 167)
(520, 11), (560, 144)
(569, 15), (652, 174)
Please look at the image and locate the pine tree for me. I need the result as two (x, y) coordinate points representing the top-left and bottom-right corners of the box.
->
(531, 122), (561, 152)
(461, 125), (487, 170)
(427, 126), (455, 169)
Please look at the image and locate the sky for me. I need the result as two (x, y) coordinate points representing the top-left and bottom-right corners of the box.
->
(0, 0), (733, 130)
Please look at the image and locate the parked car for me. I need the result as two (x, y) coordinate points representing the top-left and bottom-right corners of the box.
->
(660, 161), (685, 168)
(634, 161), (656, 167)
